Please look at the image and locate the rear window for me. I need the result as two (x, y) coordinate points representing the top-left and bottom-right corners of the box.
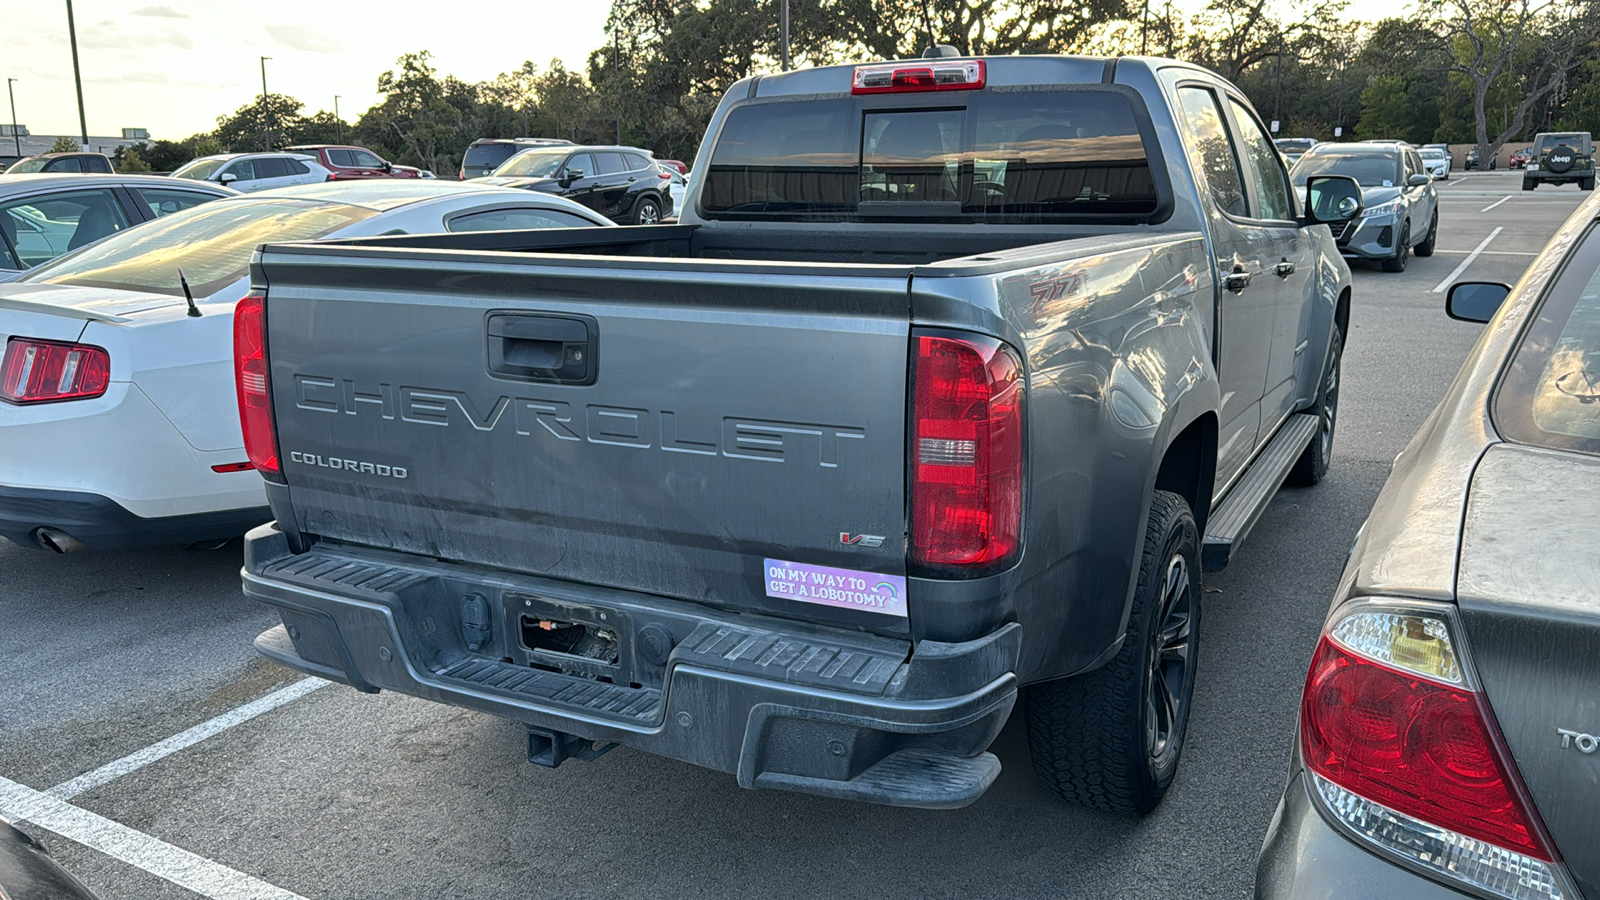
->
(700, 89), (1163, 221)
(1537, 134), (1590, 153)
(464, 143), (522, 170)
(20, 198), (376, 297)
(1496, 222), (1600, 456)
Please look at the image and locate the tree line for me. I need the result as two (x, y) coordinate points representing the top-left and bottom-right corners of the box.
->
(110, 0), (1600, 177)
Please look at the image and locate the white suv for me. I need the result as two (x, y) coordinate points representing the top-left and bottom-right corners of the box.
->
(172, 153), (331, 192)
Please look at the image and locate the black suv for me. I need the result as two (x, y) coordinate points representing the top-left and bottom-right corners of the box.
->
(4, 152), (114, 174)
(458, 138), (573, 180)
(472, 144), (673, 225)
(1523, 131), (1594, 190)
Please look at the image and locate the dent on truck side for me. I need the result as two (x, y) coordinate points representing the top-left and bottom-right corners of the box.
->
(911, 234), (1221, 683)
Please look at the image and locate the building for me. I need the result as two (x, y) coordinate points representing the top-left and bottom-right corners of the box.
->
(1, 126), (151, 168)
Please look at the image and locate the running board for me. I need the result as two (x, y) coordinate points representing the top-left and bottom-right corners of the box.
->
(1202, 413), (1319, 571)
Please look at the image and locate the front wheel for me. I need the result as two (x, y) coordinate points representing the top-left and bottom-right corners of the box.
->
(632, 197), (662, 225)
(1026, 491), (1200, 815)
(1381, 222), (1410, 272)
(1287, 326), (1342, 486)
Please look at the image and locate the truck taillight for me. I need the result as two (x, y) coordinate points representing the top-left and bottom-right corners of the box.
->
(853, 60), (985, 94)
(1301, 603), (1569, 899)
(232, 294), (281, 478)
(0, 337), (109, 404)
(910, 332), (1022, 574)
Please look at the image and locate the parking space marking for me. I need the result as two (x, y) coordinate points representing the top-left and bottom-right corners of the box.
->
(1481, 195), (1512, 212)
(0, 775), (308, 900)
(1433, 226), (1505, 293)
(1433, 249), (1538, 256)
(48, 678), (328, 800)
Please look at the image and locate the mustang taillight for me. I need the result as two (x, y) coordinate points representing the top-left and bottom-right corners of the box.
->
(232, 294), (281, 478)
(909, 332), (1022, 573)
(1301, 603), (1570, 899)
(852, 60), (985, 94)
(0, 337), (110, 404)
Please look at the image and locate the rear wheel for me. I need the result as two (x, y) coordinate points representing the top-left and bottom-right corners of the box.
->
(1026, 490), (1200, 815)
(632, 197), (662, 225)
(1584, 176), (1595, 192)
(1524, 178), (1537, 191)
(1381, 222), (1410, 272)
(1288, 326), (1342, 487)
(1414, 215), (1437, 257)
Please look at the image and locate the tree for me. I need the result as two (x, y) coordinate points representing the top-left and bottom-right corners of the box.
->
(1424, 0), (1600, 168)
(49, 137), (80, 153)
(212, 94), (310, 152)
(359, 52), (478, 175)
(112, 144), (152, 172)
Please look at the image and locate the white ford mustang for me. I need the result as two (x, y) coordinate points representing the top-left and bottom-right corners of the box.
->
(0, 180), (612, 551)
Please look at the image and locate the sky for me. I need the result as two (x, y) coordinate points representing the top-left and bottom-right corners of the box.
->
(5, 0), (1403, 141)
(3, 0), (614, 139)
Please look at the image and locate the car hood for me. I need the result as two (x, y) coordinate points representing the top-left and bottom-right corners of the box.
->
(470, 176), (552, 191)
(1358, 185), (1403, 205)
(1455, 444), (1600, 897)
(0, 282), (183, 322)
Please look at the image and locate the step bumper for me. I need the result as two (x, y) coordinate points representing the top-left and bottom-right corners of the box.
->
(242, 524), (1018, 809)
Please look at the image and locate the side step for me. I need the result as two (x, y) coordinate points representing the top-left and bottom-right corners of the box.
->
(1202, 413), (1319, 571)
(752, 749), (1001, 810)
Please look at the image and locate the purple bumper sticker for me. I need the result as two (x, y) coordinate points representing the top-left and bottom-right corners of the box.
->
(764, 558), (907, 618)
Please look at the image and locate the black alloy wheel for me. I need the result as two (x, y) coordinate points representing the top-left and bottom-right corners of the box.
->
(1144, 551), (1195, 771)
(1289, 326), (1343, 486)
(1382, 222), (1410, 272)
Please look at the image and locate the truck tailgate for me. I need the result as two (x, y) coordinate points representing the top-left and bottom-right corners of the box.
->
(260, 248), (914, 631)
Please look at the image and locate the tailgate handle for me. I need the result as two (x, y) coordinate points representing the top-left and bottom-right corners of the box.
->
(487, 313), (597, 385)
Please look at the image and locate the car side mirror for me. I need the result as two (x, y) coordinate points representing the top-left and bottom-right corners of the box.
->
(381, 161), (392, 171)
(1408, 173), (1432, 187)
(218, 173), (237, 185)
(560, 168), (583, 187)
(1304, 175), (1363, 226)
(1446, 282), (1511, 323)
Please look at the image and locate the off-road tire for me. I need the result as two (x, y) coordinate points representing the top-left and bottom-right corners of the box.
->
(1287, 326), (1343, 487)
(1381, 222), (1410, 272)
(1584, 176), (1595, 192)
(1524, 178), (1537, 192)
(1025, 490), (1200, 815)
(632, 197), (662, 225)
(1414, 215), (1437, 258)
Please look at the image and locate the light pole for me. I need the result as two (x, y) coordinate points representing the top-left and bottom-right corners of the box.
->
(334, 95), (342, 142)
(65, 0), (88, 146)
(1140, 0), (1149, 54)
(6, 79), (20, 160)
(781, 0), (791, 70)
(259, 56), (272, 149)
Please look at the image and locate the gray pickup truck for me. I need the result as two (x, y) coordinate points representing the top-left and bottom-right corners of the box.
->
(237, 53), (1361, 813)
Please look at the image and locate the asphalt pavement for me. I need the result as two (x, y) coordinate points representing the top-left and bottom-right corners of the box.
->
(0, 169), (1588, 900)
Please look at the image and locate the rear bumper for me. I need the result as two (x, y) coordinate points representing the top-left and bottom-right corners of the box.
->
(242, 523), (1019, 808)
(0, 485), (268, 550)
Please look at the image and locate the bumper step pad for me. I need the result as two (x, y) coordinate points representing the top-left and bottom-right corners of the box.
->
(754, 749), (1001, 809)
(434, 657), (662, 724)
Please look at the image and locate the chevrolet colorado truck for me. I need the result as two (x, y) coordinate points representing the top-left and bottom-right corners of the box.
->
(237, 53), (1361, 813)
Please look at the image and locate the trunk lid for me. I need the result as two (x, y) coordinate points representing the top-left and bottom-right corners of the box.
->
(1457, 444), (1600, 895)
(261, 247), (914, 632)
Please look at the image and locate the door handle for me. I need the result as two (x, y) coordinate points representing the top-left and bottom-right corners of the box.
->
(1223, 269), (1252, 293)
(487, 313), (598, 385)
(1275, 259), (1296, 278)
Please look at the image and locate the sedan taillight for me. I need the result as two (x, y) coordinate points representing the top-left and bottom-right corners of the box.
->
(1301, 602), (1569, 899)
(0, 337), (110, 404)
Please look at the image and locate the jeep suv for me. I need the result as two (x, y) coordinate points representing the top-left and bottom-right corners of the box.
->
(1523, 131), (1594, 190)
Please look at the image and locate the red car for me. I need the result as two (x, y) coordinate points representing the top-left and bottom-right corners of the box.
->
(1509, 146), (1534, 169)
(658, 159), (689, 175)
(284, 145), (423, 180)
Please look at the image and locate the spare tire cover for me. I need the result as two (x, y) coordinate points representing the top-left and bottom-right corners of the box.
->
(1547, 144), (1576, 173)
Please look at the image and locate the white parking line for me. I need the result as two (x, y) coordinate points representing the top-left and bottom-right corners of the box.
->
(49, 678), (328, 800)
(0, 775), (308, 900)
(1433, 226), (1505, 293)
(1481, 195), (1512, 212)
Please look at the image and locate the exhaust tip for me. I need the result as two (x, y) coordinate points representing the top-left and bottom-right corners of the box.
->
(34, 527), (87, 554)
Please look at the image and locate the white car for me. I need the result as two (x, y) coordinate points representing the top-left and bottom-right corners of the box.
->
(171, 152), (332, 192)
(1418, 146), (1450, 180)
(0, 180), (612, 551)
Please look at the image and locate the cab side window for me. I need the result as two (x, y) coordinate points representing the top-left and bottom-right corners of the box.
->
(1176, 87), (1248, 218)
(564, 153), (595, 178)
(1226, 97), (1293, 221)
(595, 152), (628, 176)
(327, 149), (357, 168)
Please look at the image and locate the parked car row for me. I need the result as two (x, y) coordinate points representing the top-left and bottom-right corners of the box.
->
(467, 142), (676, 224)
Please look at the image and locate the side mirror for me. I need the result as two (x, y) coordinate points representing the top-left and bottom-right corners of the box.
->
(1447, 282), (1511, 323)
(560, 168), (583, 186)
(1304, 175), (1363, 226)
(381, 161), (392, 171)
(218, 173), (237, 185)
(1408, 173), (1432, 187)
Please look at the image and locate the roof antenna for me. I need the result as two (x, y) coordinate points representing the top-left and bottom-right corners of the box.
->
(177, 267), (201, 317)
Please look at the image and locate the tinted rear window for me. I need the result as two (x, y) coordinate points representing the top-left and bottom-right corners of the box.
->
(464, 143), (522, 169)
(1496, 222), (1600, 456)
(701, 90), (1162, 221)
